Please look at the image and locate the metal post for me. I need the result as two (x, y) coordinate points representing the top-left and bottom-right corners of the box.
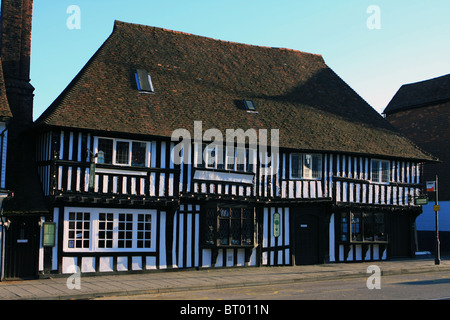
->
(435, 175), (440, 265)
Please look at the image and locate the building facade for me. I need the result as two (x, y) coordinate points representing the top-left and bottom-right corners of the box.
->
(0, 0), (48, 280)
(384, 74), (450, 254)
(0, 60), (13, 280)
(32, 21), (434, 277)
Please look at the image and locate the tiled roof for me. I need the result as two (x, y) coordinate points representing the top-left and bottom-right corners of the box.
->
(36, 21), (434, 161)
(0, 59), (13, 119)
(384, 73), (450, 115)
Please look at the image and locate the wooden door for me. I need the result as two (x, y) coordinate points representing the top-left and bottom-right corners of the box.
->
(295, 214), (320, 265)
(4, 216), (40, 279)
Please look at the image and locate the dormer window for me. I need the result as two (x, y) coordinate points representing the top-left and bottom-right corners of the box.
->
(243, 100), (256, 112)
(135, 69), (154, 93)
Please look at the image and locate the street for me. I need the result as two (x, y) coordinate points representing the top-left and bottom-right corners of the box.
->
(96, 271), (450, 300)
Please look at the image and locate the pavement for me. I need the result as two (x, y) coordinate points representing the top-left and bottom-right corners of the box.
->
(1, 256), (450, 300)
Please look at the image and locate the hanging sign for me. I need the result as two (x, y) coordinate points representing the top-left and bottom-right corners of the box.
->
(88, 161), (96, 191)
(273, 213), (280, 238)
(426, 181), (436, 192)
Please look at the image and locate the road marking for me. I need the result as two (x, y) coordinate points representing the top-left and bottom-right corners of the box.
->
(322, 288), (355, 294)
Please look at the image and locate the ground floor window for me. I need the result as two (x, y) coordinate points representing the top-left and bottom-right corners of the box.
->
(339, 211), (386, 243)
(67, 211), (90, 249)
(64, 208), (157, 252)
(204, 205), (255, 247)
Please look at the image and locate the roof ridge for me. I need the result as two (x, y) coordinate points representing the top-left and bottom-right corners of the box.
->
(113, 20), (324, 59)
(400, 73), (450, 88)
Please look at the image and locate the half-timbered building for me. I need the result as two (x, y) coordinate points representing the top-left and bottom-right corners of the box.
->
(33, 20), (435, 276)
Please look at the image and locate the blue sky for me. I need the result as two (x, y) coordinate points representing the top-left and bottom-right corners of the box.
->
(29, 0), (450, 119)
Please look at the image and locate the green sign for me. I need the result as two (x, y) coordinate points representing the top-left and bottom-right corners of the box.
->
(415, 196), (429, 206)
(273, 213), (280, 238)
(43, 222), (56, 247)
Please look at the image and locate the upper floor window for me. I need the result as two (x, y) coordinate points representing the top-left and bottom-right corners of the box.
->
(290, 153), (322, 180)
(371, 159), (390, 184)
(96, 137), (148, 167)
(196, 143), (255, 173)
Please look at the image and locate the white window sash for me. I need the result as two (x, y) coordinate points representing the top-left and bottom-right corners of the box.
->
(63, 207), (157, 253)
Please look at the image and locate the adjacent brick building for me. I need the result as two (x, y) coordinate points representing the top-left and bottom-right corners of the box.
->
(384, 73), (450, 254)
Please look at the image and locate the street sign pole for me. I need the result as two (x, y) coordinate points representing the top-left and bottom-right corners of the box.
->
(434, 175), (441, 265)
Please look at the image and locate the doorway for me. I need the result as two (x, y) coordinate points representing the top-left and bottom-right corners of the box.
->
(295, 213), (320, 265)
(4, 216), (40, 279)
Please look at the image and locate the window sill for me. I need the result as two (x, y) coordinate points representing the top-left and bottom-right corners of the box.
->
(369, 181), (391, 186)
(202, 244), (255, 249)
(339, 240), (388, 245)
(288, 177), (322, 181)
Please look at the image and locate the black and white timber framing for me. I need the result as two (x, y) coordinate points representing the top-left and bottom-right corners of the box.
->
(35, 128), (425, 275)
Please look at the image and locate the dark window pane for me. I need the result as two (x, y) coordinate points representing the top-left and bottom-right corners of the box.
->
(98, 138), (113, 164)
(132, 142), (146, 167)
(116, 141), (129, 165)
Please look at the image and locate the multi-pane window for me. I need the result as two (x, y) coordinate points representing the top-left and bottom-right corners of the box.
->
(371, 159), (390, 184)
(290, 153), (322, 180)
(351, 212), (362, 241)
(98, 213), (114, 249)
(363, 212), (386, 241)
(196, 143), (255, 173)
(67, 212), (90, 249)
(340, 212), (348, 241)
(204, 206), (254, 247)
(339, 211), (386, 243)
(118, 213), (133, 249)
(96, 138), (148, 167)
(137, 214), (152, 249)
(64, 209), (155, 251)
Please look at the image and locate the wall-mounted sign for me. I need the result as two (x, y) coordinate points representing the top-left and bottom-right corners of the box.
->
(426, 181), (436, 192)
(273, 213), (280, 238)
(43, 222), (56, 247)
(415, 196), (429, 205)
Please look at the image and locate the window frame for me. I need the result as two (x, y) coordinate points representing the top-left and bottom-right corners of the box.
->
(195, 142), (256, 173)
(203, 205), (255, 248)
(339, 211), (387, 244)
(371, 159), (390, 184)
(135, 69), (155, 93)
(289, 153), (323, 180)
(95, 137), (150, 168)
(63, 208), (157, 253)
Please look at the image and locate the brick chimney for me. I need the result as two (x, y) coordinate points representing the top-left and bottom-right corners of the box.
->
(0, 0), (34, 125)
(0, 0), (47, 215)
